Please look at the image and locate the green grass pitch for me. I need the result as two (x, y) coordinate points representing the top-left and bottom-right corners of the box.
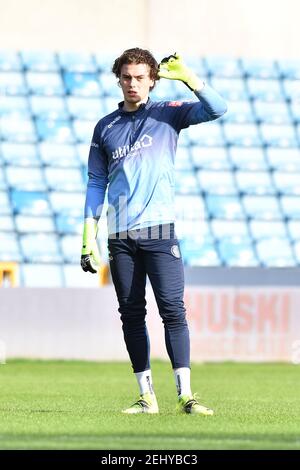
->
(0, 359), (299, 450)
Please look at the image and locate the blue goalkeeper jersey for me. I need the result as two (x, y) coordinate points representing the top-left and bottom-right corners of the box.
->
(84, 83), (227, 234)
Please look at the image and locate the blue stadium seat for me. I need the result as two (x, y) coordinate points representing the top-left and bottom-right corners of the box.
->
(266, 147), (300, 171)
(56, 214), (82, 234)
(11, 190), (51, 215)
(210, 77), (248, 101)
(290, 102), (300, 124)
(0, 168), (7, 191)
(174, 146), (193, 170)
(206, 194), (244, 219)
(247, 78), (283, 101)
(223, 123), (261, 146)
(260, 123), (297, 147)
(218, 236), (258, 266)
(6, 166), (46, 191)
(58, 52), (97, 72)
(236, 170), (275, 195)
(20, 233), (60, 263)
(0, 231), (21, 261)
(221, 100), (254, 123)
(197, 170), (236, 195)
(288, 221), (300, 241)
(44, 167), (84, 191)
(273, 172), (300, 195)
(39, 143), (80, 167)
(241, 58), (279, 79)
(0, 215), (14, 231)
(21, 263), (64, 287)
(281, 196), (300, 219)
(77, 143), (90, 166)
(205, 57), (243, 78)
(26, 71), (64, 95)
(99, 72), (122, 98)
(66, 96), (105, 120)
(180, 234), (220, 266)
(0, 71), (27, 95)
(191, 146), (230, 170)
(73, 119), (95, 143)
(29, 96), (68, 119)
(63, 71), (101, 96)
(15, 215), (55, 233)
(151, 79), (176, 101)
(283, 79), (300, 101)
(253, 101), (291, 124)
(174, 194), (206, 220)
(21, 51), (59, 72)
(188, 121), (224, 146)
(175, 170), (199, 194)
(250, 220), (287, 240)
(278, 60), (300, 79)
(0, 96), (29, 117)
(229, 146), (267, 171)
(256, 238), (295, 266)
(63, 264), (101, 287)
(60, 234), (81, 263)
(243, 195), (281, 220)
(36, 118), (74, 143)
(211, 219), (248, 238)
(94, 53), (115, 73)
(0, 51), (22, 71)
(49, 191), (85, 215)
(0, 191), (11, 215)
(294, 241), (300, 264)
(0, 116), (36, 143)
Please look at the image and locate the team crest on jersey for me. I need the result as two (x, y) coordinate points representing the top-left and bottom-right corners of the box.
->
(168, 101), (183, 107)
(171, 245), (181, 258)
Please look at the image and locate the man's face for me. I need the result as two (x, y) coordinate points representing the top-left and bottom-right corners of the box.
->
(119, 63), (154, 107)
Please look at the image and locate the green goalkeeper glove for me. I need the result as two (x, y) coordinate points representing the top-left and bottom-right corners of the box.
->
(158, 53), (203, 91)
(81, 218), (101, 274)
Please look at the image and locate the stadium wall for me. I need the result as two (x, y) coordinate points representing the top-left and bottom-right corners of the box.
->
(1, 278), (300, 363)
(0, 0), (299, 59)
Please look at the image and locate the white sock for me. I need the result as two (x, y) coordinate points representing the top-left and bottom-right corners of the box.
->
(135, 369), (154, 396)
(173, 367), (192, 398)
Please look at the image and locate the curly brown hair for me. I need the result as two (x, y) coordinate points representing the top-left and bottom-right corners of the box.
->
(112, 48), (159, 90)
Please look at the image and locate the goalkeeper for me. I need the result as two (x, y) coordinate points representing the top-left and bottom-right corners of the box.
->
(81, 48), (227, 415)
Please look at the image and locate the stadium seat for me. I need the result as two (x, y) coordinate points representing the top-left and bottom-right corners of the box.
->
(0, 215), (14, 231)
(66, 96), (105, 120)
(253, 101), (291, 124)
(180, 234), (220, 266)
(204, 57), (243, 78)
(0, 96), (29, 117)
(243, 195), (282, 220)
(1, 116), (36, 143)
(191, 146), (230, 170)
(36, 118), (74, 143)
(205, 194), (245, 219)
(26, 71), (65, 95)
(0, 231), (22, 261)
(211, 219), (249, 238)
(0, 51), (22, 71)
(99, 72), (122, 98)
(217, 236), (258, 266)
(247, 78), (282, 101)
(221, 100), (254, 124)
(188, 121), (224, 146)
(174, 194), (206, 220)
(11, 190), (51, 215)
(287, 221), (300, 241)
(5, 166), (46, 191)
(281, 196), (300, 219)
(39, 143), (80, 167)
(20, 233), (60, 263)
(21, 51), (59, 72)
(60, 234), (81, 263)
(197, 170), (237, 195)
(278, 59), (300, 79)
(250, 220), (287, 240)
(223, 123), (261, 147)
(63, 71), (101, 96)
(0, 71), (27, 95)
(1, 143), (40, 167)
(260, 123), (297, 147)
(29, 96), (68, 119)
(273, 172), (300, 195)
(55, 214), (82, 235)
(229, 146), (267, 171)
(15, 215), (55, 233)
(175, 170), (200, 194)
(0, 191), (11, 215)
(21, 263), (64, 287)
(235, 171), (275, 195)
(58, 52), (97, 72)
(0, 168), (7, 191)
(256, 237), (295, 266)
(241, 58), (279, 79)
(266, 147), (300, 171)
(49, 191), (85, 215)
(73, 119), (95, 143)
(174, 145), (193, 171)
(283, 79), (300, 101)
(44, 167), (84, 191)
(210, 77), (248, 101)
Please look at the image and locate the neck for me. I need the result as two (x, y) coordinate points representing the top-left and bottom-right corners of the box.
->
(123, 96), (149, 112)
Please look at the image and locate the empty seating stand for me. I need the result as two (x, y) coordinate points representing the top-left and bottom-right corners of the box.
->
(0, 50), (300, 285)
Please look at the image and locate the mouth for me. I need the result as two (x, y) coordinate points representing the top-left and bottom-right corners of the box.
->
(127, 90), (138, 97)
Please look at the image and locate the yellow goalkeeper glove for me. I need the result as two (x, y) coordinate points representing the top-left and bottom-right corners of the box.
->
(158, 53), (203, 91)
(80, 218), (101, 274)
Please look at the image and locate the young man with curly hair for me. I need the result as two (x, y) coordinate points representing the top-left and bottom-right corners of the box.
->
(81, 48), (227, 415)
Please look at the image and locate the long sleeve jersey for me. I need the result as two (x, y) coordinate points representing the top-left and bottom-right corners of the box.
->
(84, 83), (227, 234)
